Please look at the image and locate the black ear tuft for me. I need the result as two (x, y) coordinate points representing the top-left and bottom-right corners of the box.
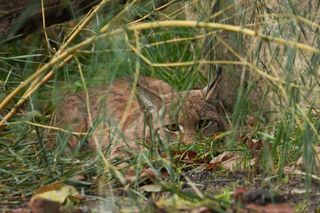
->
(203, 66), (222, 104)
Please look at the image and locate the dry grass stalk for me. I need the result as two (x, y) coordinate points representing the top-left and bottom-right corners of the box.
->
(1, 20), (319, 129)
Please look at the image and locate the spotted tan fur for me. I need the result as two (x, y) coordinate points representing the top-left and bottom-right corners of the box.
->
(54, 76), (226, 158)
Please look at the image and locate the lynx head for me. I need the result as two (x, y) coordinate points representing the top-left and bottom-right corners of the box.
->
(136, 75), (226, 145)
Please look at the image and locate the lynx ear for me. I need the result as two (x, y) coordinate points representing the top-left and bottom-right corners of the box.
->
(203, 66), (222, 104)
(136, 84), (162, 112)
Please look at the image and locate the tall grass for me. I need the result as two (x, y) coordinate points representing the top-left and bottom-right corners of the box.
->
(0, 0), (319, 211)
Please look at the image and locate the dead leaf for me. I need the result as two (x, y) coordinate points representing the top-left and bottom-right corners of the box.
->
(172, 150), (201, 163)
(245, 138), (264, 151)
(205, 161), (220, 171)
(28, 198), (61, 213)
(124, 167), (156, 183)
(207, 152), (242, 172)
(245, 115), (256, 129)
(221, 155), (243, 172)
(295, 156), (303, 167)
(238, 135), (272, 153)
(284, 166), (320, 181)
(140, 184), (162, 193)
(291, 188), (306, 194)
(34, 182), (83, 203)
(28, 181), (88, 213)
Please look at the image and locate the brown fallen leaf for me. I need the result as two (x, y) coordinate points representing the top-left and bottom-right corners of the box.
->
(238, 132), (272, 155)
(28, 182), (84, 213)
(31, 181), (84, 204)
(28, 198), (61, 213)
(245, 115), (256, 130)
(238, 136), (273, 174)
(245, 138), (264, 151)
(124, 167), (156, 183)
(284, 166), (320, 181)
(206, 151), (242, 172)
(171, 150), (202, 163)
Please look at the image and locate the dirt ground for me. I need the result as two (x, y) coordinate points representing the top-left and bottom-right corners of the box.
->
(184, 170), (320, 212)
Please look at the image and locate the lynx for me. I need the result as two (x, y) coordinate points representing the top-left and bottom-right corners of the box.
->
(53, 76), (226, 158)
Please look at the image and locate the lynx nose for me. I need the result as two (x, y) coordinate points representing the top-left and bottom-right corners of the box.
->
(181, 132), (196, 145)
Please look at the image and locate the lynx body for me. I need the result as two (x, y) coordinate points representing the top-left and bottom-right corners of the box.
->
(54, 76), (225, 157)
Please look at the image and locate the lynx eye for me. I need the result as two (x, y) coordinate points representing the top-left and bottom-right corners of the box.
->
(164, 123), (182, 132)
(196, 119), (214, 131)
